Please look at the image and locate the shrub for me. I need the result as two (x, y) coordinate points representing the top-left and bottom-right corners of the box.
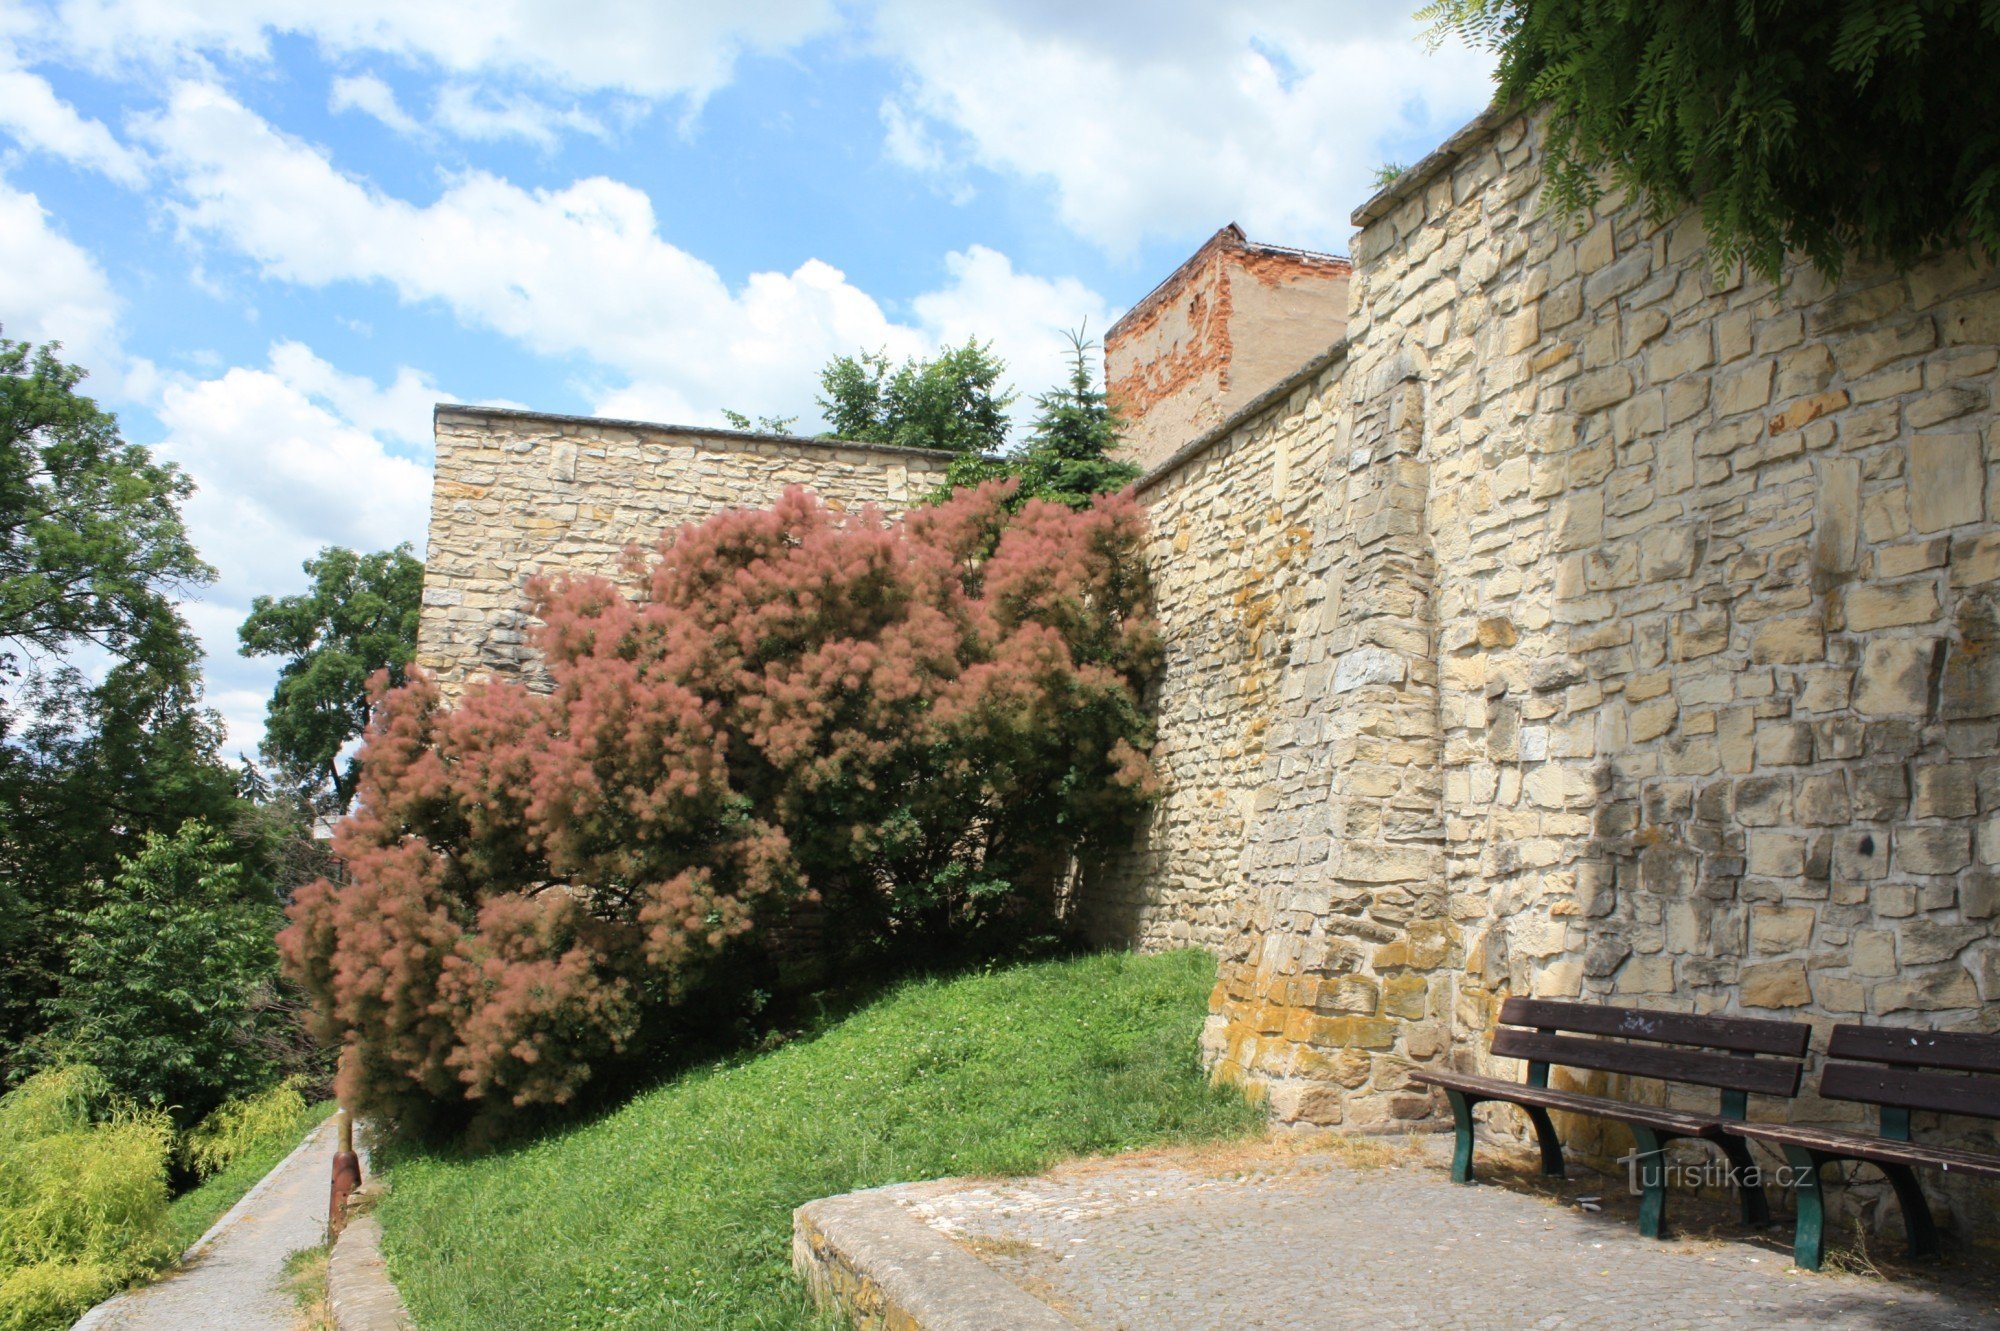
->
(282, 483), (1161, 1129)
(180, 1078), (308, 1178)
(0, 1066), (174, 1331)
(41, 821), (287, 1125)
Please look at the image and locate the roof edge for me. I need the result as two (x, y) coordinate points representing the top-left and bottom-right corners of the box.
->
(1133, 337), (1349, 497)
(432, 403), (958, 463)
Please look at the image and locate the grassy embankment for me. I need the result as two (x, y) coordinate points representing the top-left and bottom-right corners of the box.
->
(377, 948), (1261, 1330)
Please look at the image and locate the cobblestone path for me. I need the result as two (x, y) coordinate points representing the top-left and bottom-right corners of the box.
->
(74, 1118), (337, 1331)
(891, 1139), (2000, 1330)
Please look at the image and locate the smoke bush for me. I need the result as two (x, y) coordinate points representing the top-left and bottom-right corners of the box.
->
(282, 483), (1160, 1128)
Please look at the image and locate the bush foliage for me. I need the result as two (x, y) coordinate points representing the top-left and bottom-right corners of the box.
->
(1427, 0), (2000, 280)
(0, 1066), (173, 1331)
(41, 821), (287, 1126)
(284, 483), (1161, 1128)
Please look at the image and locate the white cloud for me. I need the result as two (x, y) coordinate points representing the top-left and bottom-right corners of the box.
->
(0, 64), (149, 185)
(867, 0), (1496, 253)
(329, 72), (423, 137)
(46, 0), (838, 102)
(150, 342), (440, 752)
(0, 177), (128, 380)
(432, 84), (606, 150)
(135, 84), (1112, 431)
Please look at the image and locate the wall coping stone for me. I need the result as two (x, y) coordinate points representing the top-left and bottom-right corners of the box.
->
(1349, 100), (1515, 229)
(1133, 338), (1348, 497)
(433, 403), (959, 464)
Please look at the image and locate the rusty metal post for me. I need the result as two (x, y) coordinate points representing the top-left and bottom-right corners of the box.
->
(329, 1107), (363, 1230)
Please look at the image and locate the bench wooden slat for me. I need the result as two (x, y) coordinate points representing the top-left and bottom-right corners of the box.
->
(1819, 1062), (2000, 1121)
(1498, 997), (1810, 1056)
(1826, 1024), (2000, 1074)
(1407, 1068), (1722, 1137)
(1725, 1120), (2000, 1178)
(1491, 1027), (1803, 1097)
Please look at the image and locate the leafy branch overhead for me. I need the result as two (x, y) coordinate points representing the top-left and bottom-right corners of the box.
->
(1425, 0), (2000, 281)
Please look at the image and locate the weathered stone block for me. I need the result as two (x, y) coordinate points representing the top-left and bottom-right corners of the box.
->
(1909, 434), (1986, 532)
(1853, 638), (1938, 717)
(1896, 825), (1972, 876)
(1740, 959), (1812, 1007)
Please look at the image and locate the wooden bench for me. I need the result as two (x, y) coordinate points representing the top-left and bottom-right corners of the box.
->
(1723, 1024), (2000, 1270)
(1410, 998), (1811, 1238)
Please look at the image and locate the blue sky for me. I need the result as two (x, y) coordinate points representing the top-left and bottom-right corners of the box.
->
(0, 0), (1494, 756)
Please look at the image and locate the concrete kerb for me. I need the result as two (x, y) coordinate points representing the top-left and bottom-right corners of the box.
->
(327, 1185), (415, 1331)
(793, 1185), (1081, 1331)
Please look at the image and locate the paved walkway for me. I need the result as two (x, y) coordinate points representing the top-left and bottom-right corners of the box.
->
(75, 1117), (339, 1331)
(868, 1138), (2000, 1330)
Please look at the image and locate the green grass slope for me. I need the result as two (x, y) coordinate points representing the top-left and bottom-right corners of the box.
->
(376, 948), (1260, 1330)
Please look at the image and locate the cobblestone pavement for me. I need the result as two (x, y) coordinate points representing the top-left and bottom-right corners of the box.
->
(74, 1118), (338, 1331)
(892, 1138), (2000, 1330)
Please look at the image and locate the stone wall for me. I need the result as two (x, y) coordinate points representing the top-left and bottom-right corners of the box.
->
(1085, 347), (1346, 951)
(417, 406), (954, 698)
(1166, 107), (2000, 1229)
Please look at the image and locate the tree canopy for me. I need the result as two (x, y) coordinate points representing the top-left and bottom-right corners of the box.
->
(943, 329), (1139, 511)
(1425, 0), (2000, 280)
(0, 339), (209, 676)
(238, 544), (424, 812)
(818, 339), (1014, 454)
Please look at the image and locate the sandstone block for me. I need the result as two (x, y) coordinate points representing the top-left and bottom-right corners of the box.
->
(1896, 825), (1972, 876)
(1841, 581), (1942, 632)
(1740, 959), (1811, 1008)
(1852, 930), (1898, 977)
(1853, 638), (1938, 717)
(1751, 617), (1824, 664)
(1750, 905), (1816, 954)
(1909, 434), (1985, 532)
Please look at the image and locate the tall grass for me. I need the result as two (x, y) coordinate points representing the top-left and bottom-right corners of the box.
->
(377, 949), (1261, 1330)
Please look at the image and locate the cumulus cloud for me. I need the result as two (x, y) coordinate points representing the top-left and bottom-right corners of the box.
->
(150, 342), (440, 751)
(134, 83), (1113, 430)
(0, 177), (131, 385)
(0, 64), (149, 185)
(866, 0), (1495, 253)
(45, 0), (838, 103)
(329, 72), (423, 137)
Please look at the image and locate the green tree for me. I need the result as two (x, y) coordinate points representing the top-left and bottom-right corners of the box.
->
(1424, 1), (2000, 281)
(939, 328), (1139, 509)
(237, 544), (423, 812)
(0, 616), (244, 1073)
(40, 821), (283, 1125)
(0, 341), (249, 1082)
(0, 339), (209, 675)
(818, 339), (1014, 453)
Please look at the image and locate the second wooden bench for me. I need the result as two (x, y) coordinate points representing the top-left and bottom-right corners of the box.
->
(1410, 997), (1811, 1237)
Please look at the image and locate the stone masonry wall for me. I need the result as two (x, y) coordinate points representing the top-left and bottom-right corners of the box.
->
(1184, 108), (2000, 1230)
(418, 406), (953, 699)
(1085, 349), (1346, 951)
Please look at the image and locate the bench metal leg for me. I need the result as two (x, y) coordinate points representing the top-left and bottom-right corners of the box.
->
(1630, 1125), (1671, 1239)
(1716, 1134), (1772, 1228)
(1446, 1090), (1480, 1184)
(1881, 1162), (1941, 1261)
(1522, 1105), (1565, 1177)
(1781, 1145), (1828, 1271)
